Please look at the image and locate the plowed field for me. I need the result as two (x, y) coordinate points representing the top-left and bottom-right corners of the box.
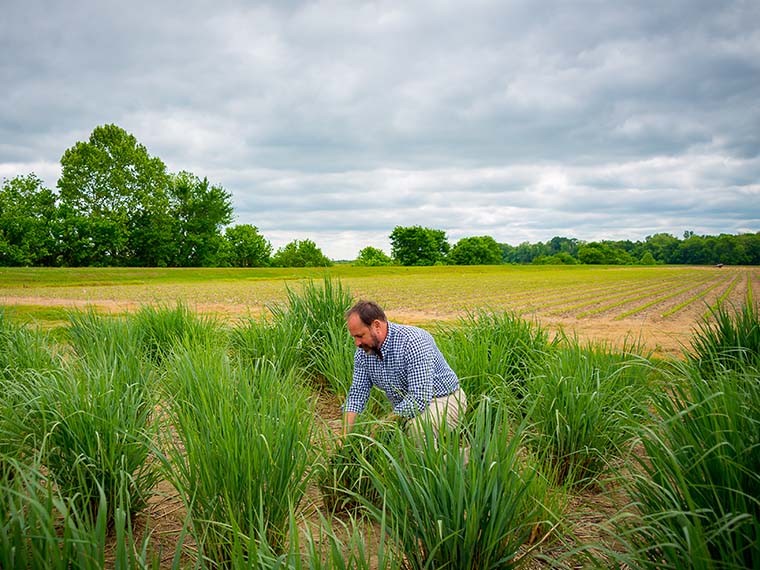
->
(1, 265), (757, 358)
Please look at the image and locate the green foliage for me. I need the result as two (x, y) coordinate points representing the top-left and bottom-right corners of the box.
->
(272, 238), (332, 267)
(578, 242), (629, 264)
(57, 124), (172, 267)
(163, 346), (316, 560)
(436, 310), (557, 402)
(168, 171), (234, 267)
(230, 315), (305, 376)
(361, 399), (558, 569)
(354, 246), (393, 266)
(277, 276), (354, 388)
(389, 225), (449, 266)
(448, 235), (502, 265)
(32, 312), (158, 519)
(688, 297), (760, 375)
(0, 460), (159, 569)
(224, 223), (272, 267)
(130, 301), (224, 365)
(319, 421), (399, 513)
(0, 308), (58, 375)
(612, 364), (760, 568)
(0, 311), (59, 470)
(522, 337), (653, 487)
(0, 174), (58, 266)
(639, 251), (657, 265)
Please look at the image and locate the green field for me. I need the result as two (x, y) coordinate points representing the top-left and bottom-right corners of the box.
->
(1, 274), (758, 568)
(2, 265), (756, 358)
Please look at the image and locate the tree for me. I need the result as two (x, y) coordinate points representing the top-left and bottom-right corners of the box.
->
(578, 242), (616, 264)
(547, 236), (580, 257)
(224, 224), (271, 267)
(354, 246), (393, 266)
(0, 174), (58, 266)
(57, 124), (171, 266)
(644, 233), (680, 264)
(448, 236), (502, 265)
(272, 239), (332, 267)
(167, 171), (234, 267)
(639, 252), (657, 265)
(389, 226), (449, 266)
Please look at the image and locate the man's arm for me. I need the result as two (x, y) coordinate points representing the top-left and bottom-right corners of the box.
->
(342, 352), (371, 435)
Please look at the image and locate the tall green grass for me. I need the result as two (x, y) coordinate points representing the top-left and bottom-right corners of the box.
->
(522, 337), (653, 488)
(163, 344), (316, 563)
(0, 458), (159, 569)
(611, 364), (760, 569)
(278, 277), (355, 389)
(209, 506), (400, 570)
(0, 308), (59, 375)
(436, 309), (557, 402)
(689, 297), (760, 375)
(232, 276), (356, 397)
(31, 311), (158, 518)
(0, 312), (60, 472)
(230, 315), (305, 376)
(361, 399), (559, 569)
(318, 420), (399, 514)
(130, 301), (224, 365)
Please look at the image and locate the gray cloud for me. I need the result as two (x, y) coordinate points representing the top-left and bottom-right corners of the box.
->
(1, 0), (759, 259)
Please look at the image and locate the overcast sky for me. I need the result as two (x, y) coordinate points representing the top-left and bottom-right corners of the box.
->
(2, 1), (759, 259)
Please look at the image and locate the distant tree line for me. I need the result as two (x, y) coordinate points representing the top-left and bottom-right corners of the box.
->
(358, 227), (760, 267)
(2, 124), (757, 268)
(498, 232), (760, 266)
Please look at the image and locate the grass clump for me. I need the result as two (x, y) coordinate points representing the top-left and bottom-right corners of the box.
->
(0, 308), (59, 375)
(31, 310), (158, 519)
(611, 363), (759, 569)
(319, 420), (399, 514)
(130, 301), (224, 365)
(230, 315), (305, 375)
(0, 458), (158, 569)
(362, 399), (559, 569)
(0, 312), (60, 473)
(522, 337), (653, 488)
(436, 309), (557, 402)
(163, 344), (316, 562)
(689, 297), (760, 375)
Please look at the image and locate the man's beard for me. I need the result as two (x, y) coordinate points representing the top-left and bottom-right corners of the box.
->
(360, 331), (383, 359)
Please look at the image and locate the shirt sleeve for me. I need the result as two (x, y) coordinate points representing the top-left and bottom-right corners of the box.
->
(343, 350), (372, 414)
(392, 333), (436, 418)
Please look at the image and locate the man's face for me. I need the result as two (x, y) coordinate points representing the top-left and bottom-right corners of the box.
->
(347, 313), (382, 355)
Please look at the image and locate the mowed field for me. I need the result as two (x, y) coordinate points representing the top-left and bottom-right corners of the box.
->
(1, 264), (757, 357)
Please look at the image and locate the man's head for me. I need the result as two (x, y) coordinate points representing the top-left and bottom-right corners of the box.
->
(345, 300), (388, 356)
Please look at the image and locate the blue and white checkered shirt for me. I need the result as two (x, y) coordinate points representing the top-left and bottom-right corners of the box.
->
(343, 321), (460, 418)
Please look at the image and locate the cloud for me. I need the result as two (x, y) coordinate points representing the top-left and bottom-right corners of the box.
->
(1, 0), (758, 259)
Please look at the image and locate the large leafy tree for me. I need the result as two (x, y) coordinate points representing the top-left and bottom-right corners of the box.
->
(224, 224), (271, 267)
(448, 236), (502, 265)
(0, 174), (58, 266)
(167, 171), (234, 267)
(389, 225), (449, 266)
(57, 124), (172, 266)
(272, 239), (332, 267)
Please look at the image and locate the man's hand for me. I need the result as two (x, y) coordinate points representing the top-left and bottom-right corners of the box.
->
(343, 411), (358, 437)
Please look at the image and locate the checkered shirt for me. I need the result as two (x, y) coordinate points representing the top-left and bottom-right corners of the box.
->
(343, 321), (459, 418)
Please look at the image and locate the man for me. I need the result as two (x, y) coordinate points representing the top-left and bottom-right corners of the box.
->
(342, 300), (466, 441)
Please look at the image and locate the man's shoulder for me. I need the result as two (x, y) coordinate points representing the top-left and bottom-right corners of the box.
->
(388, 321), (432, 344)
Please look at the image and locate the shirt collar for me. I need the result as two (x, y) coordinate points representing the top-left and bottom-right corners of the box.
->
(377, 321), (396, 359)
